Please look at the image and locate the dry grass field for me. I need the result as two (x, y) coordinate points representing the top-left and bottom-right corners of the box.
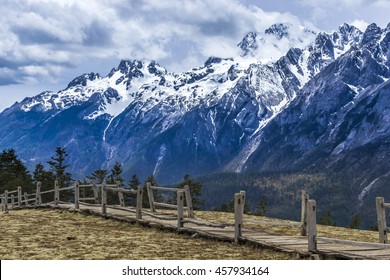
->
(0, 209), (299, 260)
(0, 208), (380, 260)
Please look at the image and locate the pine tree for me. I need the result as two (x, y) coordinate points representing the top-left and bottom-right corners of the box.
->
(349, 215), (361, 229)
(128, 174), (140, 189)
(33, 163), (55, 191)
(47, 147), (72, 188)
(87, 169), (108, 184)
(255, 197), (268, 216)
(319, 210), (336, 226)
(109, 162), (124, 185)
(0, 149), (33, 193)
(177, 174), (204, 210)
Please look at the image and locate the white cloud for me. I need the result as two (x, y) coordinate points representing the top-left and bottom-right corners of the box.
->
(0, 0), (308, 86)
(350, 19), (369, 31)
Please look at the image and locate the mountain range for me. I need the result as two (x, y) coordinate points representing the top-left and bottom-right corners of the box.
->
(1, 22), (389, 225)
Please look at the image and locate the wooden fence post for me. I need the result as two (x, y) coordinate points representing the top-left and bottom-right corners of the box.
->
(300, 191), (309, 236)
(36, 182), (42, 206)
(136, 186), (143, 220)
(307, 199), (317, 252)
(101, 183), (107, 215)
(54, 180), (59, 205)
(92, 181), (99, 203)
(75, 181), (80, 210)
(240, 190), (246, 216)
(177, 190), (184, 229)
(0, 194), (3, 211)
(146, 182), (155, 212)
(376, 197), (388, 244)
(17, 186), (22, 207)
(24, 192), (28, 206)
(4, 191), (8, 212)
(118, 192), (125, 207)
(184, 185), (194, 218)
(11, 194), (15, 207)
(234, 193), (243, 243)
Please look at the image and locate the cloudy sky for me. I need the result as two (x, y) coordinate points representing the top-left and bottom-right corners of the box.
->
(0, 0), (389, 111)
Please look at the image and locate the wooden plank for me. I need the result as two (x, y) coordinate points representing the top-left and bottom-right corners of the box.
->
(23, 193), (29, 206)
(307, 199), (317, 251)
(376, 197), (388, 244)
(101, 183), (107, 215)
(4, 190), (8, 212)
(300, 191), (309, 236)
(240, 191), (246, 217)
(184, 185), (194, 218)
(318, 237), (390, 249)
(146, 182), (155, 212)
(150, 186), (178, 192)
(78, 201), (100, 207)
(58, 186), (74, 191)
(74, 182), (80, 210)
(136, 186), (143, 220)
(35, 182), (42, 206)
(78, 197), (96, 201)
(17, 187), (22, 207)
(106, 205), (137, 213)
(234, 193), (243, 243)
(154, 202), (178, 209)
(39, 189), (55, 195)
(118, 191), (125, 207)
(244, 219), (301, 227)
(177, 190), (184, 228)
(54, 180), (59, 205)
(383, 203), (390, 208)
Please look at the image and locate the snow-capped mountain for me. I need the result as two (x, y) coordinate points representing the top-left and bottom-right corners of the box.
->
(0, 21), (386, 197)
(237, 23), (390, 221)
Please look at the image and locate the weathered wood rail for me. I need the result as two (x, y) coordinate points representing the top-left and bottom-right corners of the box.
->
(1, 182), (390, 260)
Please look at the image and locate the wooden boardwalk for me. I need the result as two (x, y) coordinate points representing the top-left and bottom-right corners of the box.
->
(32, 202), (390, 260)
(2, 181), (390, 260)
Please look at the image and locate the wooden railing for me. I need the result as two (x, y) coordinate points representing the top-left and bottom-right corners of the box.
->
(233, 190), (310, 242)
(376, 197), (390, 244)
(145, 182), (194, 218)
(2, 183), (389, 254)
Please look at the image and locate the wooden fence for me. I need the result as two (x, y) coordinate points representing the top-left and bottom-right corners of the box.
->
(233, 191), (310, 242)
(146, 182), (194, 218)
(1, 183), (390, 256)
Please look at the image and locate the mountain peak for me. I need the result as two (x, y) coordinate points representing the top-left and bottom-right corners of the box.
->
(265, 23), (292, 39)
(67, 72), (101, 88)
(237, 31), (259, 56)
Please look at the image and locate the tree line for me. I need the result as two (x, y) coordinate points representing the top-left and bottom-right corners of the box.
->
(0, 147), (204, 210)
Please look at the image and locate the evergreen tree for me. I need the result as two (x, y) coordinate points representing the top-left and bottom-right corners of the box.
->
(109, 162), (124, 185)
(177, 174), (204, 210)
(47, 147), (72, 187)
(128, 174), (140, 189)
(219, 199), (234, 212)
(255, 197), (268, 216)
(349, 215), (361, 229)
(0, 149), (33, 193)
(87, 169), (108, 184)
(33, 163), (55, 191)
(319, 210), (336, 226)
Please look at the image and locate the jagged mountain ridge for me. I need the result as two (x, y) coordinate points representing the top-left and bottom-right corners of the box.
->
(0, 22), (377, 186)
(238, 23), (390, 221)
